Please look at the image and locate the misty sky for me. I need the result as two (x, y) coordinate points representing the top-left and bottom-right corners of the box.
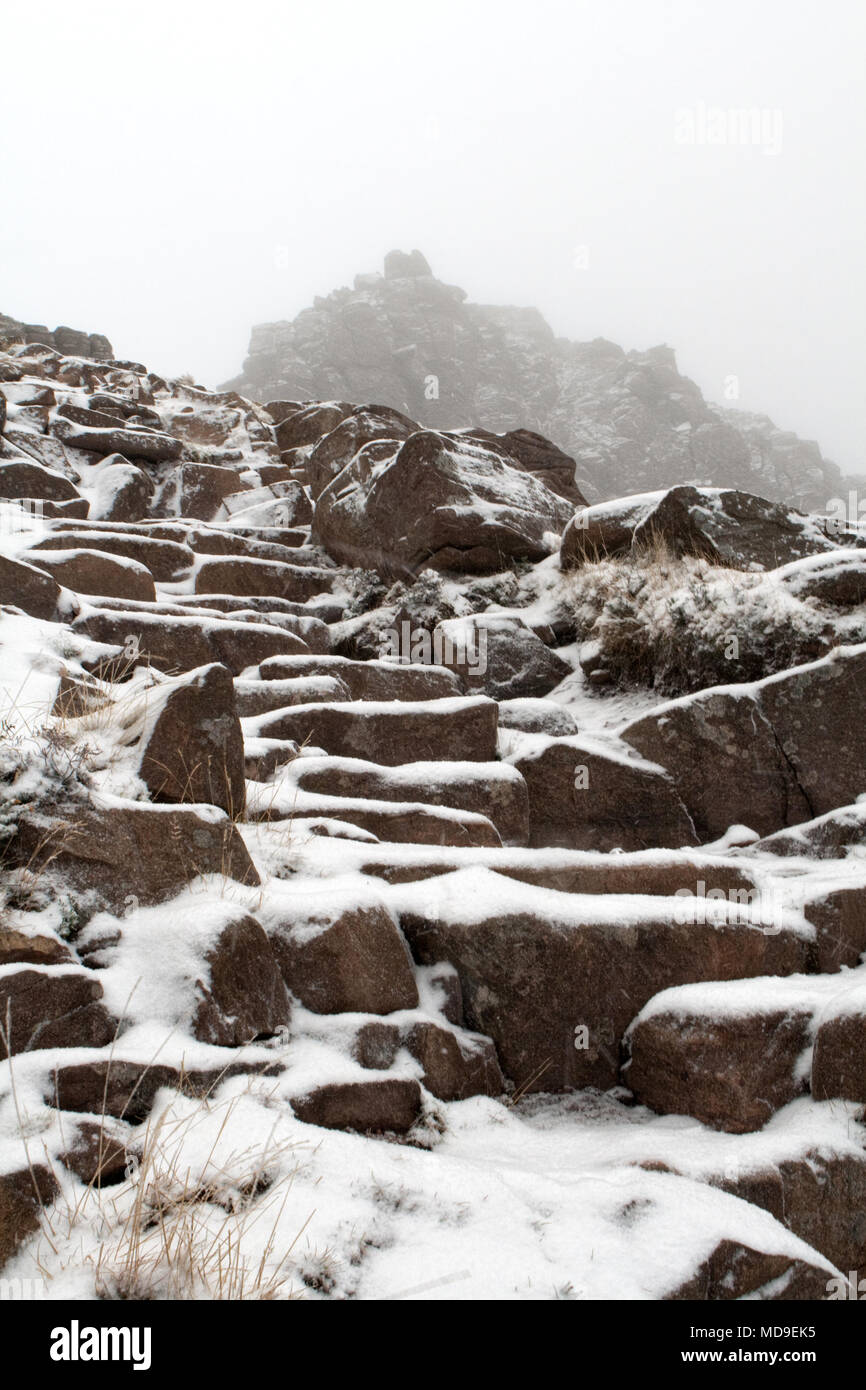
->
(3, 0), (863, 475)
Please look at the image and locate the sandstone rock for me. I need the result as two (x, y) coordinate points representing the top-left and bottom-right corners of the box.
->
(510, 735), (697, 851)
(275, 402), (352, 451)
(621, 690), (811, 841)
(58, 1121), (130, 1186)
(29, 530), (193, 581)
(802, 885), (866, 973)
(10, 799), (259, 914)
(49, 1057), (273, 1123)
(0, 1166), (59, 1271)
(561, 486), (840, 570)
(194, 556), (334, 602)
(74, 609), (309, 675)
(711, 1152), (866, 1277)
(313, 429), (572, 578)
(306, 404), (417, 499)
(664, 1239), (832, 1301)
(0, 927), (72, 967)
(624, 991), (812, 1132)
(352, 1020), (401, 1070)
(403, 1020), (504, 1101)
(234, 675), (351, 715)
(812, 1002), (866, 1102)
(433, 615), (571, 700)
(0, 458), (80, 501)
(291, 1079), (422, 1134)
(251, 695), (498, 765)
(0, 966), (115, 1058)
(288, 756), (529, 845)
(396, 868), (811, 1092)
(265, 898), (418, 1015)
(136, 662), (245, 815)
(176, 462), (248, 520)
(88, 459), (155, 522)
(775, 550), (866, 607)
(497, 698), (580, 737)
(192, 914), (291, 1046)
(749, 804), (866, 858)
(27, 548), (156, 602)
(0, 553), (65, 620)
(759, 645), (866, 819)
(55, 423), (182, 463)
(258, 653), (461, 701)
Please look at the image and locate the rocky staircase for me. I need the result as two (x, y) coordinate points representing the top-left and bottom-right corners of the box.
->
(1, 334), (864, 1299)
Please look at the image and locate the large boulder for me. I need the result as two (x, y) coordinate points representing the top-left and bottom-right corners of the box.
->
(136, 663), (246, 815)
(560, 485), (839, 571)
(510, 735), (698, 851)
(176, 462), (248, 520)
(432, 614), (571, 700)
(306, 404), (417, 499)
(9, 799), (259, 914)
(313, 430), (573, 578)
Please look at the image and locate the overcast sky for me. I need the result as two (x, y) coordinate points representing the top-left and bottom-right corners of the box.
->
(3, 0), (863, 474)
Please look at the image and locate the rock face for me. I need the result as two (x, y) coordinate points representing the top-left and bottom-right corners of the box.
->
(0, 312), (112, 360)
(225, 256), (844, 509)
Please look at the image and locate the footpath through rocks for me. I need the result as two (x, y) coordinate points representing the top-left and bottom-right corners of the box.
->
(0, 331), (864, 1299)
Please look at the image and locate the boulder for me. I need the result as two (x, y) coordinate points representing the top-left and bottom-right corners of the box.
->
(136, 663), (246, 815)
(402, 1020), (505, 1100)
(288, 756), (529, 846)
(811, 999), (866, 1102)
(623, 985), (813, 1132)
(73, 609), (309, 675)
(0, 458), (80, 501)
(0, 927), (72, 967)
(306, 404), (417, 499)
(264, 896), (418, 1016)
(29, 530), (193, 581)
(432, 615), (571, 699)
(233, 675), (352, 715)
(176, 462), (248, 520)
(664, 1240), (832, 1301)
(291, 1079), (422, 1134)
(275, 402), (353, 452)
(192, 914), (291, 1046)
(560, 485), (838, 571)
(497, 698), (580, 737)
(9, 799), (259, 913)
(49, 1057), (273, 1123)
(27, 547), (156, 602)
(384, 249), (433, 278)
(58, 1121), (130, 1186)
(510, 735), (698, 851)
(313, 429), (573, 578)
(621, 690), (811, 841)
(54, 423), (183, 463)
(0, 966), (116, 1058)
(89, 459), (155, 522)
(0, 553), (65, 620)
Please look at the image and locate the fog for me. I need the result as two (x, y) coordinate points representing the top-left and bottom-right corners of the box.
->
(2, 0), (863, 474)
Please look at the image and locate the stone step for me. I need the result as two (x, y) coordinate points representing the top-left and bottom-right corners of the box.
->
(73, 606), (310, 674)
(282, 754), (529, 845)
(258, 652), (460, 701)
(245, 694), (498, 765)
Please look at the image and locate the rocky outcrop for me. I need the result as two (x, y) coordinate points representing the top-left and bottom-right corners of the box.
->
(225, 255), (844, 509)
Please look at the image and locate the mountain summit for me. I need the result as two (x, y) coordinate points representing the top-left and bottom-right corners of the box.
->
(225, 252), (841, 508)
